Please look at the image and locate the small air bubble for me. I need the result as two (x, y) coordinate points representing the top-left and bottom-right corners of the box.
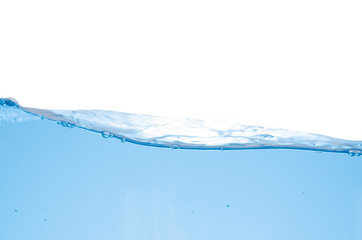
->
(192, 211), (195, 214)
(40, 116), (44, 120)
(102, 131), (113, 138)
(348, 150), (356, 157)
(121, 137), (126, 143)
(14, 209), (18, 213)
(226, 204), (230, 207)
(220, 147), (224, 151)
(44, 218), (47, 222)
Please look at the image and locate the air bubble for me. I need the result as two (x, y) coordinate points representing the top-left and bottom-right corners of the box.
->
(102, 131), (113, 138)
(121, 137), (126, 143)
(40, 116), (44, 120)
(220, 147), (224, 151)
(348, 150), (355, 157)
(59, 121), (75, 128)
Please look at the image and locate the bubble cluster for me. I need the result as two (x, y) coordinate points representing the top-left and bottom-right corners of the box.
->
(348, 150), (361, 157)
(57, 121), (74, 128)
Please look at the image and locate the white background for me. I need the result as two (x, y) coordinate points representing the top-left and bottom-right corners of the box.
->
(1, 0), (361, 140)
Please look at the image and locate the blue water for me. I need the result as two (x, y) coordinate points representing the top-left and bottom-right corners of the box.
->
(1, 98), (362, 239)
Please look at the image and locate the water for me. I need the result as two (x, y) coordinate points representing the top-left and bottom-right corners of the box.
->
(1, 98), (362, 239)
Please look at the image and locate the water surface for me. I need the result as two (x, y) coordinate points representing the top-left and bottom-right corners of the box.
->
(1, 98), (361, 239)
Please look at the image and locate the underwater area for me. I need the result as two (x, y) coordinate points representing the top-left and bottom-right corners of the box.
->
(1, 98), (362, 240)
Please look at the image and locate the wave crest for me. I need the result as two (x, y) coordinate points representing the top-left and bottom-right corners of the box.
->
(1, 98), (361, 154)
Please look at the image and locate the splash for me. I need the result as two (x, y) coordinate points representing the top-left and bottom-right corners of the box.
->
(1, 98), (361, 155)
